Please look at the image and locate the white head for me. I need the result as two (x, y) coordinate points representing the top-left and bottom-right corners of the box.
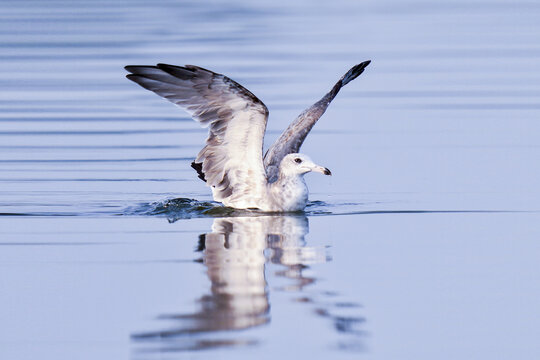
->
(279, 153), (331, 177)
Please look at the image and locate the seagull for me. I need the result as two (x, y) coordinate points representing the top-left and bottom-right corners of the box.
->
(125, 61), (370, 212)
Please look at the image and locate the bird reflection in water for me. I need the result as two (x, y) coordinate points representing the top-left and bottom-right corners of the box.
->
(132, 215), (364, 353)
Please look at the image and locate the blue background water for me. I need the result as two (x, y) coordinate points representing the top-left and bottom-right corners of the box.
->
(1, 0), (539, 359)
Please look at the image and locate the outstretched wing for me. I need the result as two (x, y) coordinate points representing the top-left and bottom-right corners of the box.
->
(263, 60), (371, 182)
(125, 64), (269, 206)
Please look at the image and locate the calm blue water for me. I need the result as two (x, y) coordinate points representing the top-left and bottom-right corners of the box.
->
(1, 1), (540, 359)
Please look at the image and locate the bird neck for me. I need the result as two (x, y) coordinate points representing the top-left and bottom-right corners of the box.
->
(276, 171), (305, 186)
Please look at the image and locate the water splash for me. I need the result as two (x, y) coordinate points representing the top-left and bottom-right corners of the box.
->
(124, 197), (345, 221)
(125, 198), (236, 220)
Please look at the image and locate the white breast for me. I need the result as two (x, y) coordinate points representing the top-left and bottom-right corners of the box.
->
(267, 176), (308, 212)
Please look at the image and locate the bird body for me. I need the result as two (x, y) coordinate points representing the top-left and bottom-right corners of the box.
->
(125, 61), (370, 211)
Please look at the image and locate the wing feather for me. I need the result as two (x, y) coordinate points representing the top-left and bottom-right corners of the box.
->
(125, 64), (269, 207)
(263, 61), (371, 182)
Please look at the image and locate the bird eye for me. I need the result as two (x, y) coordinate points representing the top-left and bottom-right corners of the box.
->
(294, 158), (302, 164)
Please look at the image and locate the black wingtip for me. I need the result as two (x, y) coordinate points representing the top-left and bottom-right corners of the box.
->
(125, 73), (147, 84)
(341, 60), (371, 86)
(156, 63), (177, 70)
(124, 65), (142, 72)
(124, 65), (152, 73)
(191, 161), (206, 182)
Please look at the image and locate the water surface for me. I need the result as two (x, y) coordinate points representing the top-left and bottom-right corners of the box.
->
(1, 1), (540, 359)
